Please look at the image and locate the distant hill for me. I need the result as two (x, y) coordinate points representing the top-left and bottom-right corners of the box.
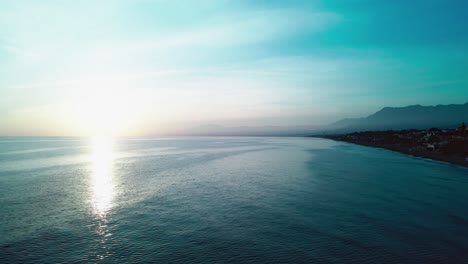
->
(173, 124), (320, 136)
(325, 102), (468, 133)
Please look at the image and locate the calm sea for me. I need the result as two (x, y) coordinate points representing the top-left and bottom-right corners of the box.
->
(0, 137), (467, 263)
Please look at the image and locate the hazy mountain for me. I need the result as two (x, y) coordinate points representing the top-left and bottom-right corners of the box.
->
(172, 103), (468, 136)
(326, 102), (468, 133)
(173, 124), (321, 136)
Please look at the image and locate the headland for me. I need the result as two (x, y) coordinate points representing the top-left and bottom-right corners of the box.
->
(315, 125), (468, 167)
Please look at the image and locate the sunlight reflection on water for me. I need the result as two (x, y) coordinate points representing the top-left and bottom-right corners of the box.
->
(90, 136), (114, 216)
(89, 136), (114, 259)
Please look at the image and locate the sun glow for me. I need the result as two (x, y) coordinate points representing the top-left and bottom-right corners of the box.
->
(70, 72), (143, 136)
(72, 90), (128, 136)
(90, 136), (114, 216)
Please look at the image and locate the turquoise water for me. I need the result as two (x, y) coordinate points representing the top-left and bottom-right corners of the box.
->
(0, 137), (467, 263)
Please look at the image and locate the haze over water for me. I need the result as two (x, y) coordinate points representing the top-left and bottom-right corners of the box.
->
(1, 137), (467, 263)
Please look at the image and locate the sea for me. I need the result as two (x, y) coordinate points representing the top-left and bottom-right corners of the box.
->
(0, 137), (467, 263)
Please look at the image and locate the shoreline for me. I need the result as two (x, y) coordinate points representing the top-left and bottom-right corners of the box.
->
(312, 128), (468, 168)
(327, 138), (468, 168)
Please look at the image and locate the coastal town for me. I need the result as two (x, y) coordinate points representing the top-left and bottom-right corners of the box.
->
(322, 123), (468, 167)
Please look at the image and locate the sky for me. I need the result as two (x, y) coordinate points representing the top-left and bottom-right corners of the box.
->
(1, 0), (467, 136)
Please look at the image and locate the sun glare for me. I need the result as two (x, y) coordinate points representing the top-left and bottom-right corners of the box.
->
(70, 74), (141, 136)
(90, 136), (114, 216)
(73, 92), (125, 136)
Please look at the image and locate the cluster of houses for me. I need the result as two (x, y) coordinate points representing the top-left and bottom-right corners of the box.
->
(330, 123), (468, 155)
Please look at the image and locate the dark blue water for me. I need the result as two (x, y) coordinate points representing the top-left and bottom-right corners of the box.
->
(0, 137), (467, 263)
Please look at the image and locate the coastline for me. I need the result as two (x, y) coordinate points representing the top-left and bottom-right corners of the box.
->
(312, 129), (468, 168)
(329, 138), (468, 167)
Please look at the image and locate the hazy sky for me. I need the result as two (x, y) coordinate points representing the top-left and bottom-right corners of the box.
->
(1, 0), (467, 136)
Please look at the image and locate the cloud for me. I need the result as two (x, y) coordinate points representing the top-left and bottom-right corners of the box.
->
(153, 9), (340, 48)
(85, 8), (340, 60)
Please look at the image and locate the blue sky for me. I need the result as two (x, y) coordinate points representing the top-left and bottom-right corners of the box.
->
(1, 0), (467, 136)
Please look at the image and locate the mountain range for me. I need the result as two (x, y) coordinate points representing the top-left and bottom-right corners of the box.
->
(173, 102), (468, 136)
(172, 124), (320, 136)
(324, 102), (468, 134)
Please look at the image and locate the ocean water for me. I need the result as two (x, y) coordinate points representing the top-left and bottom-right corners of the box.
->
(0, 137), (467, 263)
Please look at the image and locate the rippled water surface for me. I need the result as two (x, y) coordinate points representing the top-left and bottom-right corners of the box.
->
(1, 137), (467, 263)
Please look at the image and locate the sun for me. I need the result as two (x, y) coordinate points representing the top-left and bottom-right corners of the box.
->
(70, 77), (137, 136)
(74, 93), (123, 136)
